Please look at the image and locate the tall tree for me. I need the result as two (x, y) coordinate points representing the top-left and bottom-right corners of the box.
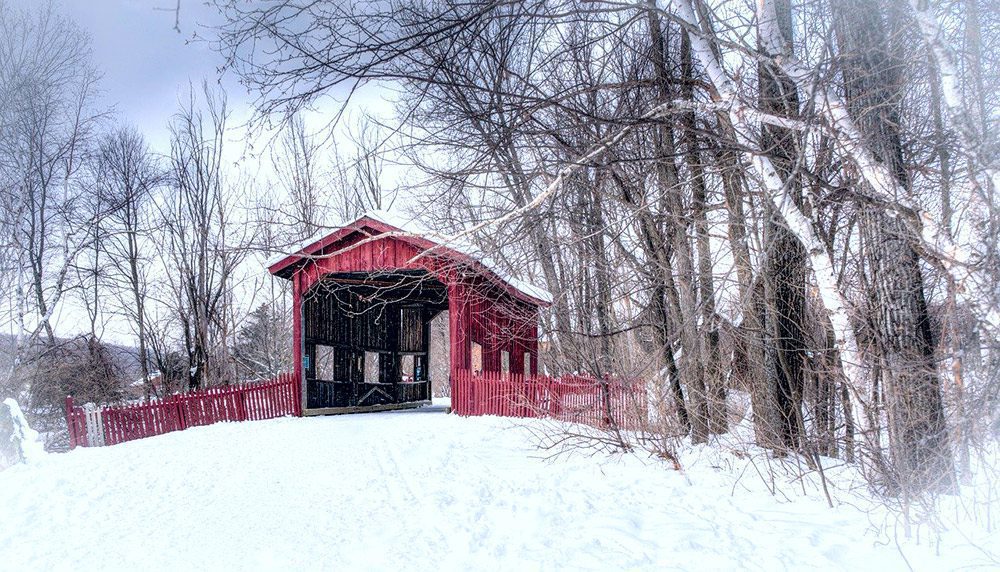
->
(0, 2), (106, 419)
(757, 0), (808, 450)
(162, 84), (248, 389)
(94, 126), (160, 398)
(833, 0), (955, 492)
(272, 113), (324, 239)
(646, 6), (712, 442)
(680, 29), (726, 435)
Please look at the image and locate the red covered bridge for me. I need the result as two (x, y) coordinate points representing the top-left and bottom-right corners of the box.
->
(65, 212), (646, 449)
(268, 212), (552, 415)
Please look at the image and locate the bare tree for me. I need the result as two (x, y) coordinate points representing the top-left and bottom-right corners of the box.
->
(208, 0), (996, 501)
(161, 83), (249, 389)
(338, 116), (395, 217)
(832, 0), (954, 493)
(756, 0), (808, 451)
(93, 126), (161, 398)
(272, 113), (325, 239)
(0, 2), (105, 413)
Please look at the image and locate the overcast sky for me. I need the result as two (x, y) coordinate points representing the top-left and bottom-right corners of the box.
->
(6, 0), (233, 151)
(7, 0), (399, 345)
(10, 0), (394, 155)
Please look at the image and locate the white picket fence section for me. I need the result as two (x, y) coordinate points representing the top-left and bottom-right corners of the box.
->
(82, 404), (105, 447)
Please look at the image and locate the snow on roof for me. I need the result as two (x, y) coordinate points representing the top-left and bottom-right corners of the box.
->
(266, 210), (553, 305)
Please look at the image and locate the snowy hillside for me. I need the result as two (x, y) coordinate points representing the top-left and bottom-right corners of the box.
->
(0, 406), (996, 571)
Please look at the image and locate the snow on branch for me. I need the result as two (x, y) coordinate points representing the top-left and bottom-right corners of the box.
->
(908, 0), (999, 198)
(660, 0), (874, 443)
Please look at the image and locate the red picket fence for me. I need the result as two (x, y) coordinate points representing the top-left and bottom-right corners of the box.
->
(65, 373), (300, 448)
(451, 369), (647, 430)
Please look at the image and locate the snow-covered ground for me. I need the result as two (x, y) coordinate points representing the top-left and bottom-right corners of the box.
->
(1, 404), (996, 571)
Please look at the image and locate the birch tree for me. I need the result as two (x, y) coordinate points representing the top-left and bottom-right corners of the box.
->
(208, 0), (996, 495)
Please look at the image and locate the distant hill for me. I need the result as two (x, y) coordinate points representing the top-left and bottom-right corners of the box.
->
(0, 334), (146, 381)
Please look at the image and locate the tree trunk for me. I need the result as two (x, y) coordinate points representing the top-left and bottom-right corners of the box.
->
(647, 5), (710, 443)
(834, 0), (955, 492)
(715, 131), (771, 445)
(757, 0), (808, 450)
(681, 30), (726, 435)
(614, 173), (690, 430)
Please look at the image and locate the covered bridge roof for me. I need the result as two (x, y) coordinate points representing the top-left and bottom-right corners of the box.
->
(267, 211), (553, 307)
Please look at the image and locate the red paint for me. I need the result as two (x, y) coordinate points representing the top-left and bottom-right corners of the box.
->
(64, 396), (88, 448)
(451, 369), (647, 430)
(269, 217), (549, 305)
(63, 374), (298, 448)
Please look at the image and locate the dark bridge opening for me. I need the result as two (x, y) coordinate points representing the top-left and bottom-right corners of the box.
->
(302, 270), (448, 413)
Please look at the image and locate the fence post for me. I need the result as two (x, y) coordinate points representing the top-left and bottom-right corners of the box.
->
(283, 374), (290, 416)
(238, 385), (248, 421)
(102, 407), (114, 446)
(174, 394), (187, 431)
